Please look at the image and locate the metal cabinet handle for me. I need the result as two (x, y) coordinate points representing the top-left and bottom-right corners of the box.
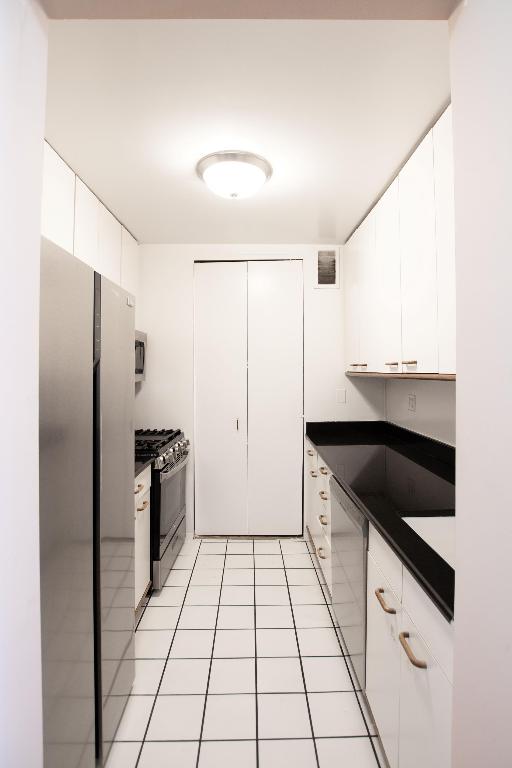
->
(310, 470), (318, 478)
(385, 361), (399, 366)
(402, 360), (418, 365)
(317, 547), (327, 560)
(350, 362), (368, 367)
(375, 588), (396, 614)
(399, 631), (427, 669)
(319, 467), (329, 475)
(137, 500), (149, 512)
(319, 491), (328, 501)
(307, 449), (314, 456)
(319, 514), (328, 526)
(134, 483), (144, 495)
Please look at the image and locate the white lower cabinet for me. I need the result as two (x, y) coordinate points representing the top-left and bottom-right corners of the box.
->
(134, 468), (151, 610)
(366, 553), (400, 768)
(304, 447), (332, 597)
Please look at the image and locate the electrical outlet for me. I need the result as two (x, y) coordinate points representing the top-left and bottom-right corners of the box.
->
(336, 388), (347, 405)
(408, 393), (416, 412)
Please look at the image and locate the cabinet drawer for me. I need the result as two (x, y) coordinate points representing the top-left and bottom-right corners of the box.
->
(134, 466), (151, 500)
(368, 523), (403, 601)
(135, 489), (151, 610)
(305, 439), (318, 473)
(402, 567), (454, 683)
(309, 525), (332, 597)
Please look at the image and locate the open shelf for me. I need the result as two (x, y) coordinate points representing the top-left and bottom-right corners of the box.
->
(346, 371), (455, 381)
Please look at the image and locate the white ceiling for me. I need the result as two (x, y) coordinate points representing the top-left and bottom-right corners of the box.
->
(45, 20), (450, 244)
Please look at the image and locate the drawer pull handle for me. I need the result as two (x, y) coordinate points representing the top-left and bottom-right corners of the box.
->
(319, 467), (329, 476)
(134, 483), (144, 495)
(317, 547), (327, 560)
(385, 361), (399, 367)
(402, 360), (418, 366)
(307, 449), (314, 456)
(137, 500), (149, 512)
(350, 362), (368, 367)
(310, 470), (318, 478)
(399, 631), (427, 669)
(375, 588), (396, 614)
(319, 491), (328, 501)
(319, 514), (328, 526)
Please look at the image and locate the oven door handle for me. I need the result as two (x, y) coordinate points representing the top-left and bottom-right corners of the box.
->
(160, 454), (189, 483)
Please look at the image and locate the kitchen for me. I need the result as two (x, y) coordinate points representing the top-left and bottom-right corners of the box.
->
(3, 2), (511, 768)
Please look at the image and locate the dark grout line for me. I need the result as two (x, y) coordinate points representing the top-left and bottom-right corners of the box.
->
(253, 538), (259, 768)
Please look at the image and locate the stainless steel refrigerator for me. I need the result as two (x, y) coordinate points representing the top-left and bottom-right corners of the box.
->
(39, 237), (135, 767)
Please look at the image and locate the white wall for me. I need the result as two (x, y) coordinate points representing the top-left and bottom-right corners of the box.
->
(450, 2), (512, 766)
(385, 379), (455, 445)
(135, 244), (385, 531)
(0, 1), (47, 765)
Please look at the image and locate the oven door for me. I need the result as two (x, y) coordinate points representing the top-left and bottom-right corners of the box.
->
(158, 456), (188, 557)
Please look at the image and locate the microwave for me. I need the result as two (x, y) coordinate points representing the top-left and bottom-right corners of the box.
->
(135, 330), (147, 382)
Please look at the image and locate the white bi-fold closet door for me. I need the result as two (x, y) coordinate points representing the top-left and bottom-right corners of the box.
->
(194, 260), (303, 536)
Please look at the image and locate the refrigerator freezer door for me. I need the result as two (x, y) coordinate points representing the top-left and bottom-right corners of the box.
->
(39, 238), (95, 768)
(98, 276), (135, 762)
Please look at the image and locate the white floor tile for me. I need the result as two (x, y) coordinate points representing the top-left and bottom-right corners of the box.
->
(259, 738), (317, 768)
(160, 658), (210, 694)
(356, 691), (377, 732)
(185, 585), (221, 606)
(165, 569), (191, 587)
(316, 737), (379, 767)
(280, 540), (310, 555)
(199, 740), (257, 768)
(169, 629), (215, 658)
(138, 606), (180, 631)
(190, 568), (223, 586)
(114, 696), (153, 741)
(220, 585), (254, 605)
(132, 658), (166, 694)
(200, 542), (226, 554)
(256, 605), (294, 629)
(297, 628), (342, 657)
(309, 692), (367, 737)
(213, 629), (255, 658)
(222, 568), (255, 585)
(258, 693), (312, 739)
(180, 542), (201, 557)
(174, 554), (197, 569)
(257, 657), (304, 693)
(283, 554), (315, 569)
(202, 693), (256, 739)
(302, 656), (353, 692)
(290, 585), (326, 605)
(196, 554), (225, 569)
(138, 741), (198, 768)
(256, 628), (298, 657)
(227, 541), (253, 554)
(293, 604), (334, 628)
(254, 540), (281, 555)
(225, 554), (254, 569)
(178, 605), (218, 630)
(149, 586), (186, 607)
(146, 694), (205, 740)
(135, 630), (174, 659)
(105, 741), (140, 768)
(255, 569), (287, 586)
(254, 554), (283, 568)
(255, 586), (290, 605)
(286, 569), (320, 586)
(209, 657), (255, 693)
(217, 605), (254, 629)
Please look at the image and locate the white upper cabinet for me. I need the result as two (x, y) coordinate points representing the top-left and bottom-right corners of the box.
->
(74, 178), (99, 269)
(344, 212), (375, 372)
(41, 143), (75, 254)
(374, 179), (402, 373)
(434, 106), (456, 375)
(399, 130), (438, 374)
(98, 203), (122, 285)
(120, 227), (139, 299)
(344, 230), (362, 371)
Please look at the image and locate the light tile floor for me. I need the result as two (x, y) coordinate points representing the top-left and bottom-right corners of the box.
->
(107, 537), (383, 768)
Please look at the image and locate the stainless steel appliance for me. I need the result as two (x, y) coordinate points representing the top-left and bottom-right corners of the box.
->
(330, 475), (369, 691)
(135, 429), (189, 589)
(135, 329), (147, 381)
(39, 238), (135, 768)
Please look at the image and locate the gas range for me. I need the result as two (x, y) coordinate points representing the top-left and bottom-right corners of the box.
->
(135, 428), (189, 470)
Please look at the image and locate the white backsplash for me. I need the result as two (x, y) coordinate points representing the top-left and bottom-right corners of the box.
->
(385, 379), (455, 446)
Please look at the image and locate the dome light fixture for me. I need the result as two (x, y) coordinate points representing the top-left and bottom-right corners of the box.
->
(196, 151), (272, 199)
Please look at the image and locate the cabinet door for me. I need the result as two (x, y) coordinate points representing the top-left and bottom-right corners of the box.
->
(343, 232), (361, 371)
(399, 131), (438, 373)
(41, 142), (75, 253)
(247, 260), (303, 535)
(398, 610), (452, 768)
(344, 214), (375, 372)
(434, 106), (456, 374)
(194, 262), (248, 535)
(120, 227), (139, 300)
(374, 179), (402, 373)
(304, 442), (318, 532)
(358, 211), (379, 372)
(134, 490), (150, 609)
(98, 203), (122, 285)
(74, 178), (99, 271)
(366, 553), (400, 768)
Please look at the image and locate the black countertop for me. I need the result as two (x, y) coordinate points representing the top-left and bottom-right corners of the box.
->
(306, 421), (455, 622)
(135, 458), (153, 478)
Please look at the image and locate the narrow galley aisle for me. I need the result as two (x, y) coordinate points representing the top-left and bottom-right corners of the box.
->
(107, 538), (382, 768)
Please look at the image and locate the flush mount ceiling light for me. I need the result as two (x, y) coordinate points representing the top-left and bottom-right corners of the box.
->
(196, 151), (272, 199)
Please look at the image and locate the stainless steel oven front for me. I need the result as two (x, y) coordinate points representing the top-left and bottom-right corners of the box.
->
(151, 451), (188, 589)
